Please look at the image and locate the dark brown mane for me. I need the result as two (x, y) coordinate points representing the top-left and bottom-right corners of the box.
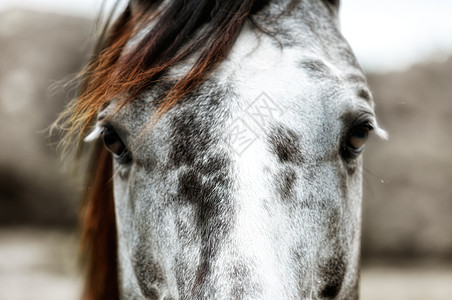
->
(59, 0), (273, 145)
(63, 1), (307, 299)
(80, 142), (117, 300)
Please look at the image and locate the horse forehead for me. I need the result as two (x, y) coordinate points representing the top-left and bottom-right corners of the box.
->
(116, 16), (371, 154)
(117, 48), (364, 157)
(227, 24), (363, 89)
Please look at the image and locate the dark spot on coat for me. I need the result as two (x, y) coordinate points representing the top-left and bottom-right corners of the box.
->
(326, 209), (341, 240)
(174, 256), (188, 295)
(167, 81), (231, 169)
(177, 157), (232, 227)
(357, 89), (371, 102)
(278, 167), (297, 200)
(345, 158), (359, 175)
(197, 155), (230, 187)
(132, 244), (166, 299)
(168, 81), (235, 298)
(290, 245), (306, 294)
(319, 251), (346, 298)
(268, 125), (304, 164)
(298, 59), (334, 79)
(168, 109), (211, 167)
(178, 169), (208, 205)
(170, 155), (230, 292)
(193, 260), (211, 293)
(227, 259), (263, 299)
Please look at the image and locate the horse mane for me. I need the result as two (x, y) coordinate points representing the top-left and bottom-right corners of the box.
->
(58, 0), (275, 145)
(62, 1), (305, 299)
(80, 142), (118, 300)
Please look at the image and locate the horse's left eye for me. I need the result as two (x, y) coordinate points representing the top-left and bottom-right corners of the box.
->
(342, 124), (372, 160)
(101, 125), (132, 164)
(348, 127), (369, 151)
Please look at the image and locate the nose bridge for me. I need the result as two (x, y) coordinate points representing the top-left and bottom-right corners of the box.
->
(226, 212), (285, 300)
(203, 246), (266, 299)
(213, 139), (296, 299)
(186, 148), (290, 299)
(199, 206), (285, 300)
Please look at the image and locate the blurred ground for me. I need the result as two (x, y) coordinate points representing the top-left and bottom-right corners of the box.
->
(0, 229), (81, 300)
(361, 261), (452, 300)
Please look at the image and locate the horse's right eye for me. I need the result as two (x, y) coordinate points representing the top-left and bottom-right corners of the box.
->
(101, 125), (132, 164)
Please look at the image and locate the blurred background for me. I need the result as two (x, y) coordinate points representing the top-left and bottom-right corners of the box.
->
(1, 0), (451, 299)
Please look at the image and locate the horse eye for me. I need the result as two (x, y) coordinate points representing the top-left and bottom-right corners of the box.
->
(348, 127), (369, 151)
(101, 126), (132, 164)
(342, 124), (371, 160)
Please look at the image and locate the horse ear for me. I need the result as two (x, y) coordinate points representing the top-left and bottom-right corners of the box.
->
(322, 0), (340, 15)
(326, 0), (340, 6)
(323, 0), (340, 9)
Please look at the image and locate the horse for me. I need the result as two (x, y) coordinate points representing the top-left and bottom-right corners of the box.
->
(58, 0), (387, 299)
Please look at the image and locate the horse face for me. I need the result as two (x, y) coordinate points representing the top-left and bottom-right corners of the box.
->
(93, 1), (385, 299)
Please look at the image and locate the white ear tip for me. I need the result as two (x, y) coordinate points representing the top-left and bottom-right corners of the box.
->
(84, 125), (102, 142)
